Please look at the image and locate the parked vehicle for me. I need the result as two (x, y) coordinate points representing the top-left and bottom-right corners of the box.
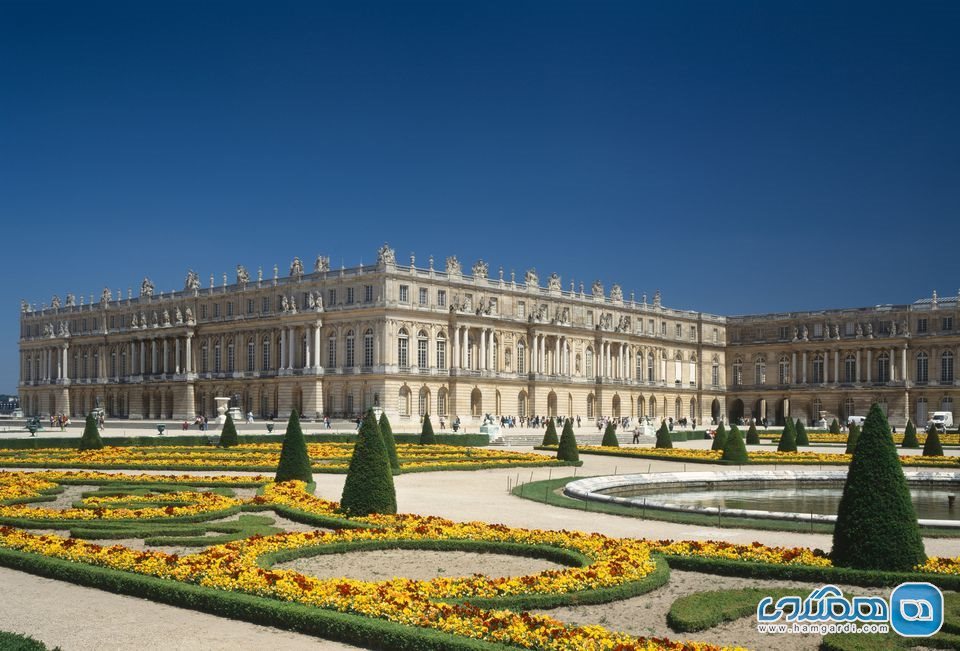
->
(928, 411), (954, 432)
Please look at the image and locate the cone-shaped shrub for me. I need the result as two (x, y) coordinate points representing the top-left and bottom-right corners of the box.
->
(379, 412), (400, 473)
(419, 414), (436, 445)
(777, 418), (797, 452)
(844, 423), (860, 455)
(655, 421), (673, 449)
(831, 404), (926, 571)
(795, 419), (809, 446)
(78, 413), (104, 451)
(721, 425), (748, 463)
(746, 422), (760, 445)
(541, 418), (559, 446)
(219, 412), (239, 447)
(340, 409), (397, 516)
(829, 418), (841, 434)
(275, 409), (313, 484)
(557, 419), (579, 462)
(922, 424), (944, 457)
(901, 420), (919, 448)
(601, 422), (619, 447)
(710, 423), (727, 451)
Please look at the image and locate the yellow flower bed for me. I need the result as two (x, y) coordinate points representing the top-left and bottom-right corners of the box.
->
(757, 432), (960, 445)
(576, 446), (959, 466)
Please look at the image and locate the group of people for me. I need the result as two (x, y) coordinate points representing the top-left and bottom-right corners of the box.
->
(48, 413), (71, 431)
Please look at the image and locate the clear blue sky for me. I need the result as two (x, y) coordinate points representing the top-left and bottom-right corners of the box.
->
(1, 1), (958, 393)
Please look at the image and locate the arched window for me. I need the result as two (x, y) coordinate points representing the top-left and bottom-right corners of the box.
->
(345, 330), (355, 368)
(586, 393), (595, 418)
(916, 397), (928, 425)
(518, 391), (527, 417)
(398, 386), (411, 416)
(689, 355), (698, 386)
(843, 397), (856, 419)
(732, 357), (742, 386)
(417, 330), (428, 369)
(812, 397), (823, 419)
(437, 388), (448, 416)
(262, 337), (271, 371)
(418, 387), (429, 416)
(649, 396), (657, 418)
(585, 347), (594, 378)
(844, 354), (856, 383)
(635, 354), (644, 381)
(247, 339), (255, 371)
(214, 340), (222, 373)
(941, 351), (954, 383)
(436, 332), (446, 370)
(877, 352), (890, 383)
(711, 356), (719, 387)
(517, 340), (526, 374)
(200, 346), (208, 374)
(120, 350), (127, 377)
(505, 346), (512, 372)
(675, 398), (682, 419)
(779, 355), (790, 385)
(674, 352), (683, 385)
(812, 354), (824, 384)
(363, 329), (374, 367)
(916, 352), (929, 383)
(327, 335), (336, 368)
(755, 356), (766, 385)
(637, 395), (645, 417)
(647, 353), (655, 382)
(110, 352), (117, 378)
(226, 341), (235, 373)
(397, 329), (409, 368)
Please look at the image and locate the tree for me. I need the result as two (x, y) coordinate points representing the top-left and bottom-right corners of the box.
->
(901, 419), (919, 449)
(844, 423), (860, 455)
(219, 412), (238, 448)
(556, 419), (579, 462)
(419, 414), (436, 445)
(794, 419), (809, 446)
(710, 423), (727, 451)
(541, 418), (559, 446)
(829, 418), (841, 435)
(655, 421), (673, 449)
(746, 422), (760, 445)
(922, 424), (944, 457)
(721, 425), (748, 463)
(379, 412), (400, 474)
(78, 413), (104, 451)
(831, 404), (926, 571)
(776, 418), (797, 453)
(274, 409), (313, 484)
(601, 422), (619, 447)
(340, 409), (397, 516)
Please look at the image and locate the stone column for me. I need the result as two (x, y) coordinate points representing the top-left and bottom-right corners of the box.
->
(185, 334), (192, 373)
(866, 349), (872, 382)
(833, 350), (839, 384)
(62, 345), (69, 381)
(479, 327), (487, 371)
(855, 350), (861, 383)
(553, 337), (560, 376)
(151, 340), (158, 375)
(801, 351), (807, 384)
(890, 347), (896, 382)
(452, 326), (459, 370)
(305, 325), (312, 370)
(901, 346), (907, 383)
(791, 352), (797, 384)
(279, 329), (286, 370)
(175, 338), (181, 374)
(163, 339), (169, 374)
(314, 323), (321, 369)
(462, 327), (469, 369)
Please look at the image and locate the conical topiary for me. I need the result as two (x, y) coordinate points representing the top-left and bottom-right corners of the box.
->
(901, 419), (919, 448)
(601, 422), (619, 447)
(78, 413), (104, 451)
(655, 421), (673, 449)
(379, 412), (400, 473)
(721, 425), (748, 463)
(541, 418), (559, 446)
(829, 418), (841, 435)
(275, 409), (313, 484)
(419, 414), (436, 445)
(219, 412), (239, 447)
(795, 419), (809, 446)
(340, 409), (397, 516)
(710, 423), (727, 451)
(831, 404), (926, 571)
(746, 422), (760, 445)
(922, 424), (944, 457)
(777, 418), (797, 452)
(557, 419), (579, 462)
(844, 423), (860, 455)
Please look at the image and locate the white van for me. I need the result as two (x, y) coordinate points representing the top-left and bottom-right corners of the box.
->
(847, 415), (866, 427)
(928, 412), (954, 432)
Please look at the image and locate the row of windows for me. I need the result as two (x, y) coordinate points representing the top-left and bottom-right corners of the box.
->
(731, 351), (956, 385)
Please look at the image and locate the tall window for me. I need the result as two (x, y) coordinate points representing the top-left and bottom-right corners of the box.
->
(437, 389), (447, 416)
(262, 338), (271, 370)
(110, 353), (116, 378)
(120, 351), (127, 376)
(877, 353), (890, 383)
(585, 348), (594, 378)
(732, 358), (743, 386)
(635, 354), (644, 380)
(647, 353), (655, 381)
(227, 342), (235, 372)
(916, 352), (929, 383)
(201, 346), (208, 373)
(346, 287), (354, 304)
(363, 330), (374, 367)
(247, 340), (255, 371)
(397, 329), (409, 368)
(364, 285), (374, 302)
(586, 394), (594, 418)
(689, 356), (697, 385)
(327, 336), (336, 367)
(262, 297), (270, 313)
(418, 388), (428, 416)
(328, 289), (336, 306)
(399, 285), (409, 303)
(436, 332), (446, 369)
(711, 358), (719, 387)
(812, 398), (822, 418)
(755, 358), (766, 384)
(214, 342), (222, 373)
(844, 354), (856, 383)
(417, 331), (428, 368)
(345, 330), (355, 367)
(844, 397), (856, 419)
(916, 397), (928, 425)
(941, 351), (954, 383)
(419, 287), (428, 305)
(398, 387), (410, 416)
(517, 341), (526, 374)
(437, 290), (446, 308)
(779, 356), (790, 384)
(812, 354), (824, 383)
(674, 353), (682, 384)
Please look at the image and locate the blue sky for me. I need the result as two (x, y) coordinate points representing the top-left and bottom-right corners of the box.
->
(1, 1), (958, 392)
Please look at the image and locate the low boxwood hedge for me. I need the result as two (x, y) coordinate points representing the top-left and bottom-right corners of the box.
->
(0, 433), (491, 450)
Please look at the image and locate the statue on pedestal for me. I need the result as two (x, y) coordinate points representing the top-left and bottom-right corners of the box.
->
(140, 278), (155, 298)
(236, 265), (249, 284)
(184, 270), (201, 291)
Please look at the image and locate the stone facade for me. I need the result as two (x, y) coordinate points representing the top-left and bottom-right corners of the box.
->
(17, 245), (725, 429)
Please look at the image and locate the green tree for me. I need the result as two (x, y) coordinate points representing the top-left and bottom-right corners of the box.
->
(829, 418), (841, 435)
(274, 409), (313, 484)
(721, 425), (748, 463)
(379, 412), (400, 474)
(601, 422), (619, 447)
(219, 412), (239, 448)
(746, 422), (760, 445)
(556, 419), (580, 462)
(901, 419), (919, 448)
(844, 423), (860, 455)
(655, 421), (673, 449)
(795, 419), (809, 446)
(78, 413), (104, 451)
(831, 404), (926, 571)
(922, 424), (944, 457)
(776, 418), (797, 453)
(419, 414), (436, 445)
(541, 418), (559, 446)
(340, 409), (397, 516)
(710, 423), (727, 451)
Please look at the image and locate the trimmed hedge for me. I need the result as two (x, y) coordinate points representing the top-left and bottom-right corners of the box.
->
(776, 417), (797, 452)
(219, 412), (239, 448)
(340, 409), (397, 516)
(830, 418), (842, 434)
(275, 410), (313, 484)
(379, 412), (400, 474)
(556, 419), (579, 463)
(419, 415), (436, 445)
(746, 422), (760, 445)
(794, 419), (809, 446)
(0, 631), (52, 651)
(710, 423), (726, 451)
(924, 424), (945, 456)
(720, 425), (748, 463)
(600, 423), (619, 447)
(844, 423), (860, 455)
(902, 419), (919, 448)
(654, 422), (672, 449)
(668, 587), (804, 633)
(78, 414), (103, 451)
(541, 419), (559, 446)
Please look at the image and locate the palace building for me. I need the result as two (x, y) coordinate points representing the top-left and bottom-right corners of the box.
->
(16, 244), (959, 429)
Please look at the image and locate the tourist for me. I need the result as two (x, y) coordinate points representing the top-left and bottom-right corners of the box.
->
(439, 416), (445, 430)
(246, 411), (254, 423)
